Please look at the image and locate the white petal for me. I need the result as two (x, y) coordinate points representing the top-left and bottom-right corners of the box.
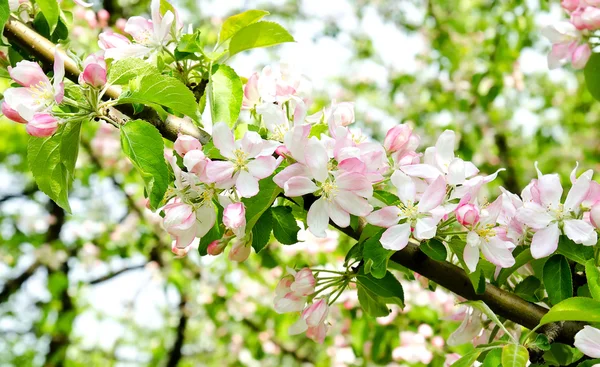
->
(334, 190), (373, 217)
(447, 158), (466, 185)
(212, 122), (235, 159)
(481, 237), (515, 269)
(391, 170), (416, 203)
(326, 201), (350, 228)
(284, 176), (318, 197)
(307, 198), (329, 238)
(435, 130), (455, 170)
(305, 137), (329, 183)
(366, 206), (401, 228)
(574, 326), (600, 358)
(414, 217), (439, 240)
(464, 241), (480, 273)
(515, 203), (554, 229)
(380, 223), (411, 251)
(564, 169), (593, 212)
(236, 170), (259, 198)
(564, 219), (598, 246)
(530, 223), (560, 259)
(247, 155), (278, 179)
(418, 176), (447, 213)
(400, 164), (442, 179)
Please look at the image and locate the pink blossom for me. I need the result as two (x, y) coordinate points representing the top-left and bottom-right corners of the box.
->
(464, 196), (516, 272)
(447, 307), (484, 346)
(26, 114), (59, 137)
(2, 101), (26, 123)
(274, 274), (306, 313)
(582, 6), (600, 29)
(328, 101), (355, 128)
(290, 268), (316, 296)
(174, 133), (202, 157)
(171, 240), (194, 258)
(289, 299), (329, 343)
(516, 163), (597, 259)
(98, 32), (131, 49)
(562, 0), (580, 11)
(541, 22), (584, 69)
(205, 122), (280, 198)
(223, 202), (246, 236)
(79, 53), (107, 88)
(575, 326), (600, 358)
(4, 50), (64, 121)
(163, 200), (198, 250)
(228, 239), (251, 262)
(367, 171), (447, 250)
(383, 124), (415, 153)
(591, 204), (600, 228)
(572, 43), (592, 69)
(456, 202), (480, 226)
(98, 9), (110, 28)
(242, 72), (260, 109)
(207, 240), (226, 255)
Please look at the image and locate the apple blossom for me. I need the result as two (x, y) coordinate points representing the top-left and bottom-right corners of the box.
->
(366, 171), (447, 250)
(79, 53), (107, 88)
(591, 204), (600, 228)
(228, 239), (251, 262)
(26, 113), (59, 137)
(223, 202), (246, 236)
(383, 124), (418, 153)
(205, 122), (280, 198)
(516, 163), (597, 259)
(2, 101), (26, 123)
(174, 133), (202, 157)
(574, 326), (600, 358)
(447, 307), (484, 346)
(455, 202), (480, 226)
(541, 22), (588, 69)
(4, 50), (64, 121)
(289, 299), (329, 343)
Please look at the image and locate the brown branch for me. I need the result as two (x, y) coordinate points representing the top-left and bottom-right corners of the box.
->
(166, 294), (189, 367)
(2, 16), (210, 144)
(0, 261), (40, 304)
(88, 264), (147, 285)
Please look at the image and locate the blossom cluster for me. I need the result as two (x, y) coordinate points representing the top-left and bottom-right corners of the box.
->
(542, 0), (600, 69)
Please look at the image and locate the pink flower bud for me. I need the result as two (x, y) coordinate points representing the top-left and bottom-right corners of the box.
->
(418, 324), (434, 338)
(291, 268), (315, 296)
(431, 336), (445, 348)
(228, 240), (251, 262)
(97, 9), (110, 27)
(275, 145), (290, 157)
(562, 0), (580, 11)
(572, 7), (587, 29)
(171, 241), (193, 258)
(163, 201), (196, 234)
(223, 203), (246, 232)
(302, 299), (329, 327)
(455, 203), (480, 226)
(174, 133), (202, 157)
(115, 18), (127, 32)
(207, 240), (225, 255)
(572, 43), (592, 69)
(79, 53), (107, 88)
(2, 101), (26, 123)
(384, 124), (413, 153)
(183, 150), (207, 176)
(84, 9), (97, 28)
(98, 32), (131, 49)
(331, 102), (355, 127)
(26, 114), (58, 137)
(583, 6), (600, 29)
(590, 204), (600, 228)
(242, 72), (260, 109)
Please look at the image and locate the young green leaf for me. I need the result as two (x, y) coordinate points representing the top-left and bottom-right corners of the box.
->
(219, 10), (269, 44)
(482, 348), (503, 367)
(543, 254), (573, 306)
(514, 276), (541, 302)
(357, 285), (389, 317)
(209, 64), (243, 127)
(496, 248), (533, 286)
(36, 0), (60, 33)
(576, 359), (600, 367)
(107, 58), (156, 85)
(252, 208), (273, 253)
(420, 238), (447, 261)
(557, 236), (594, 265)
(362, 229), (394, 279)
(27, 120), (82, 213)
(451, 350), (483, 367)
(501, 344), (529, 367)
(242, 176), (282, 232)
(119, 73), (198, 120)
(228, 21), (295, 57)
(529, 334), (551, 352)
(271, 206), (300, 245)
(539, 297), (600, 325)
(120, 120), (169, 210)
(0, 0), (11, 38)
(586, 259), (600, 301)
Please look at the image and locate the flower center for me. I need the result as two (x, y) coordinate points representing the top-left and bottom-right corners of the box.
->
(29, 81), (53, 104)
(271, 124), (288, 141)
(232, 149), (249, 171)
(550, 203), (566, 221)
(320, 180), (338, 202)
(398, 201), (418, 219)
(475, 225), (495, 240)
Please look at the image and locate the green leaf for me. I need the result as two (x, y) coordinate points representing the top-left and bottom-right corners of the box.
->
(585, 53), (600, 101)
(483, 348), (503, 367)
(177, 30), (203, 54)
(251, 208), (272, 253)
(271, 206), (300, 245)
(372, 190), (400, 206)
(501, 344), (529, 367)
(219, 10), (269, 44)
(544, 343), (583, 366)
(497, 248), (533, 286)
(362, 229), (393, 279)
(119, 72), (198, 119)
(242, 176), (281, 232)
(514, 276), (541, 302)
(543, 254), (573, 306)
(107, 58), (155, 85)
(540, 297), (600, 325)
(356, 268), (404, 308)
(530, 334), (551, 352)
(357, 285), (389, 317)
(228, 21), (295, 57)
(308, 123), (329, 138)
(209, 64), (243, 127)
(577, 358), (600, 367)
(36, 0), (60, 33)
(27, 120), (82, 213)
(0, 0), (8, 38)
(198, 205), (223, 256)
(120, 120), (169, 210)
(344, 242), (363, 265)
(586, 259), (600, 301)
(451, 350), (482, 367)
(420, 238), (447, 261)
(557, 236), (594, 265)
(158, 0), (175, 17)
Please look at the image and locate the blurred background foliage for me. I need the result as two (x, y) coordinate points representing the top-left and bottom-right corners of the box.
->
(0, 0), (596, 366)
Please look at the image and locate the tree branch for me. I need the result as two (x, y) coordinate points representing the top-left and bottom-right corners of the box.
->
(88, 264), (147, 285)
(165, 294), (189, 367)
(0, 261), (40, 304)
(2, 16), (210, 144)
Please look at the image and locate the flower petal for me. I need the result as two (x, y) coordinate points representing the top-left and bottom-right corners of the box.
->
(305, 137), (329, 183)
(564, 219), (598, 246)
(284, 176), (318, 197)
(530, 222), (560, 259)
(380, 223), (411, 251)
(366, 206), (401, 228)
(334, 190), (373, 217)
(236, 170), (259, 198)
(211, 122), (235, 159)
(574, 326), (600, 358)
(247, 155), (278, 179)
(481, 237), (516, 269)
(326, 200), (350, 228)
(418, 176), (447, 213)
(307, 198), (328, 238)
(391, 170), (416, 203)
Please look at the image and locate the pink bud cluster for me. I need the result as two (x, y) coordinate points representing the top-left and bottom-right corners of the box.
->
(542, 0), (600, 70)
